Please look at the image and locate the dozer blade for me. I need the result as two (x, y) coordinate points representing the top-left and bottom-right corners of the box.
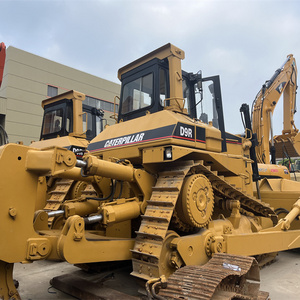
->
(156, 253), (269, 300)
(274, 132), (300, 159)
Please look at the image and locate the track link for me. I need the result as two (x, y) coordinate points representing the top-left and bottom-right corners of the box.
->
(44, 179), (97, 226)
(44, 179), (74, 211)
(158, 253), (269, 300)
(191, 160), (277, 224)
(131, 161), (194, 280)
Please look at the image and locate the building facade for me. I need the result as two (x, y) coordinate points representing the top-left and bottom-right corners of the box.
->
(0, 46), (120, 145)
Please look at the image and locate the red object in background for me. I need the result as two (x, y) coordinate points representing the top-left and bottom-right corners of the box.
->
(0, 42), (6, 89)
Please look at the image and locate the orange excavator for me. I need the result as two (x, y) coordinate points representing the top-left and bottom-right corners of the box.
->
(0, 42), (8, 145)
(0, 42), (6, 89)
(252, 54), (299, 164)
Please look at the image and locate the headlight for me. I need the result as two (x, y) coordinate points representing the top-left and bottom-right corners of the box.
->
(164, 147), (172, 160)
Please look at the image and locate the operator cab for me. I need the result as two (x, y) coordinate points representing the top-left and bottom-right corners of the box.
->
(41, 98), (103, 141)
(118, 57), (227, 151)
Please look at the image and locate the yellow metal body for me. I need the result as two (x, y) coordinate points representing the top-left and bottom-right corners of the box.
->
(0, 145), (76, 263)
(90, 109), (223, 163)
(257, 163), (290, 179)
(31, 135), (88, 150)
(1, 44), (300, 299)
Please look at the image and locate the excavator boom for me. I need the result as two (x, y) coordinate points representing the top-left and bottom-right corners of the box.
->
(252, 54), (298, 163)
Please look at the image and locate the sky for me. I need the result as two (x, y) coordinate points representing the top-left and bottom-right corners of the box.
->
(1, 0), (300, 134)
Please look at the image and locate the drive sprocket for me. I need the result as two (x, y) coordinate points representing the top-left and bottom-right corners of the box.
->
(176, 174), (214, 228)
(69, 181), (88, 199)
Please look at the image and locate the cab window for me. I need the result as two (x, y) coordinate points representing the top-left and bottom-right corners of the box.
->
(182, 78), (191, 115)
(159, 68), (168, 106)
(121, 73), (153, 114)
(42, 108), (63, 135)
(82, 111), (94, 140)
(196, 80), (219, 129)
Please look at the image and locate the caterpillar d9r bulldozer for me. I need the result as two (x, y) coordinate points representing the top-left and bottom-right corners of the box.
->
(30, 89), (104, 157)
(29, 90), (105, 228)
(2, 43), (300, 300)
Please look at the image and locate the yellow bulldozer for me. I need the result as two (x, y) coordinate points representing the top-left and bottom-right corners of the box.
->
(29, 90), (105, 227)
(1, 44), (300, 300)
(31, 89), (104, 156)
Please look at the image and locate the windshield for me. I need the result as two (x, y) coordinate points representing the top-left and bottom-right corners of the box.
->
(42, 108), (63, 135)
(121, 73), (153, 114)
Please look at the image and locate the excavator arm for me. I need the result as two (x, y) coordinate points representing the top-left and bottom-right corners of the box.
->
(252, 54), (298, 164)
